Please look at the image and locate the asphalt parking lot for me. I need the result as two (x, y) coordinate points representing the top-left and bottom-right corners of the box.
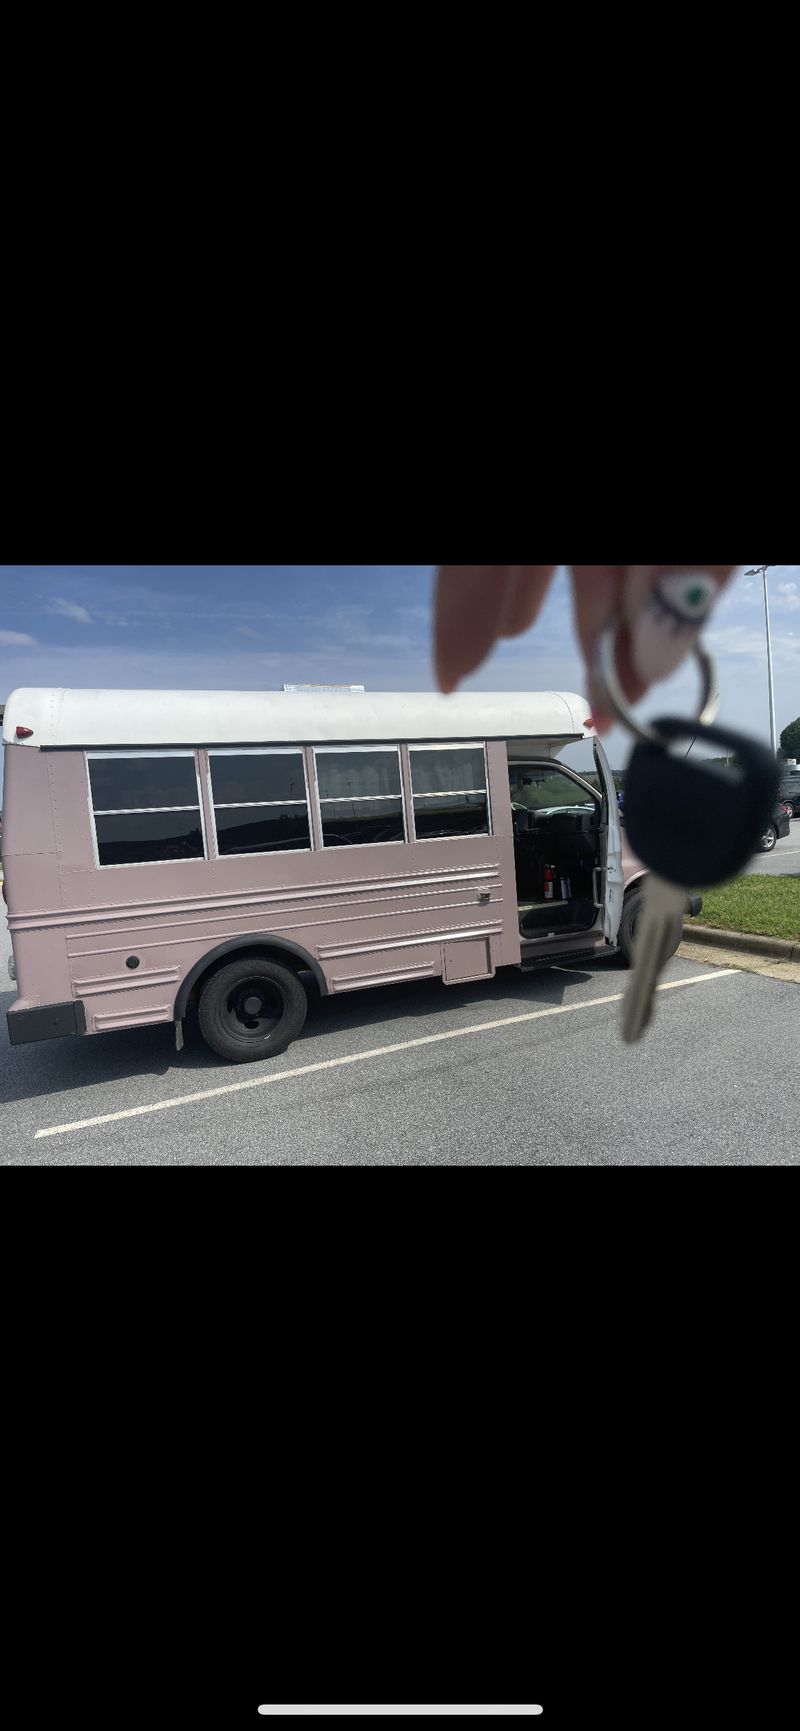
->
(2, 916), (798, 1166)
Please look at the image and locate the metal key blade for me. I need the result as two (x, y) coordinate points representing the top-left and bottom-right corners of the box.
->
(622, 874), (687, 1044)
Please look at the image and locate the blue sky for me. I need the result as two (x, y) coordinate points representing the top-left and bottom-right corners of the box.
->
(1, 565), (799, 784)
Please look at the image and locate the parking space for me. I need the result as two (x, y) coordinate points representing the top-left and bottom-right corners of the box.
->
(3, 917), (798, 1165)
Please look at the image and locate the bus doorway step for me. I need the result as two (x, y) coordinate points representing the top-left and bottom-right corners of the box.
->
(518, 947), (605, 973)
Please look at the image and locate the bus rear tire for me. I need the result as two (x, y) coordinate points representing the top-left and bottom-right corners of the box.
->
(198, 956), (307, 1063)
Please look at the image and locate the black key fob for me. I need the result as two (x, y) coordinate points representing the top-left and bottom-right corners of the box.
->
(624, 719), (780, 888)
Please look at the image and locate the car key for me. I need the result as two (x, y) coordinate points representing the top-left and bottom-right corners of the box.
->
(621, 718), (779, 1043)
(621, 870), (689, 1043)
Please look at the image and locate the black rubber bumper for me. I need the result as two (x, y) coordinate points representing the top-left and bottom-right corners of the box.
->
(686, 894), (703, 918)
(6, 1000), (87, 1045)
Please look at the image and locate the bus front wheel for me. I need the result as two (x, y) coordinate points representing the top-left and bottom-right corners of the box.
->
(198, 956), (308, 1063)
(618, 885), (683, 969)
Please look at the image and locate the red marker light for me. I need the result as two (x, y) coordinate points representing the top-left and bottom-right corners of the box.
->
(584, 716), (595, 729)
(15, 726), (33, 738)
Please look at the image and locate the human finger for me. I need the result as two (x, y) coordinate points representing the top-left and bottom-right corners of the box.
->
(434, 565), (557, 692)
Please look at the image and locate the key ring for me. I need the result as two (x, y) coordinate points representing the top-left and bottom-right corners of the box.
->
(593, 621), (720, 748)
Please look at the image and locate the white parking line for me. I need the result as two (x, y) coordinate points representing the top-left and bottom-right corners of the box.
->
(34, 969), (739, 1140)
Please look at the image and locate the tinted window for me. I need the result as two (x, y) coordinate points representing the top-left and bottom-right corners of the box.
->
(210, 752), (307, 806)
(94, 811), (204, 867)
(413, 794), (489, 840)
(319, 799), (405, 848)
(315, 750), (401, 800)
(215, 805), (311, 856)
(89, 755), (199, 811)
(208, 749), (312, 856)
(409, 747), (486, 796)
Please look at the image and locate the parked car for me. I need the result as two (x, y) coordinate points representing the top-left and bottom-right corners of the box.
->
(778, 769), (800, 817)
(759, 803), (791, 852)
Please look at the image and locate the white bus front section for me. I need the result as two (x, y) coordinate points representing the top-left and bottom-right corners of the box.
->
(505, 727), (625, 966)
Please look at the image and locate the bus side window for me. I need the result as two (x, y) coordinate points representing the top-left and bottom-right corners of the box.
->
(314, 747), (405, 847)
(408, 745), (490, 841)
(87, 753), (206, 867)
(208, 750), (312, 857)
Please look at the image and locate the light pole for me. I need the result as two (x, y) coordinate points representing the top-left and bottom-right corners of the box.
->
(745, 565), (778, 756)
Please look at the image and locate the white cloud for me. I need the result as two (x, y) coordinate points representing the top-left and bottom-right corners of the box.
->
(706, 622), (800, 670)
(48, 597), (93, 623)
(0, 630), (37, 646)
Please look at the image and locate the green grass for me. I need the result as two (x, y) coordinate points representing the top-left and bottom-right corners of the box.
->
(687, 875), (800, 941)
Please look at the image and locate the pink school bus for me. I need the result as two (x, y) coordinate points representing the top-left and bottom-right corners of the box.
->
(1, 687), (700, 1064)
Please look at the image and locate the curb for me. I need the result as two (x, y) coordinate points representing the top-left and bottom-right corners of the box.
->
(683, 921), (800, 963)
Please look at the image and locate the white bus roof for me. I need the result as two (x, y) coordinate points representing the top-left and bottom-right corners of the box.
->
(2, 687), (594, 750)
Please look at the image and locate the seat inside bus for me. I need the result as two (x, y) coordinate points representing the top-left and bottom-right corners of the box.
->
(509, 763), (600, 938)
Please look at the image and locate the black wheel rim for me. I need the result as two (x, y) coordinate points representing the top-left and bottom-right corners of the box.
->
(221, 977), (286, 1040)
